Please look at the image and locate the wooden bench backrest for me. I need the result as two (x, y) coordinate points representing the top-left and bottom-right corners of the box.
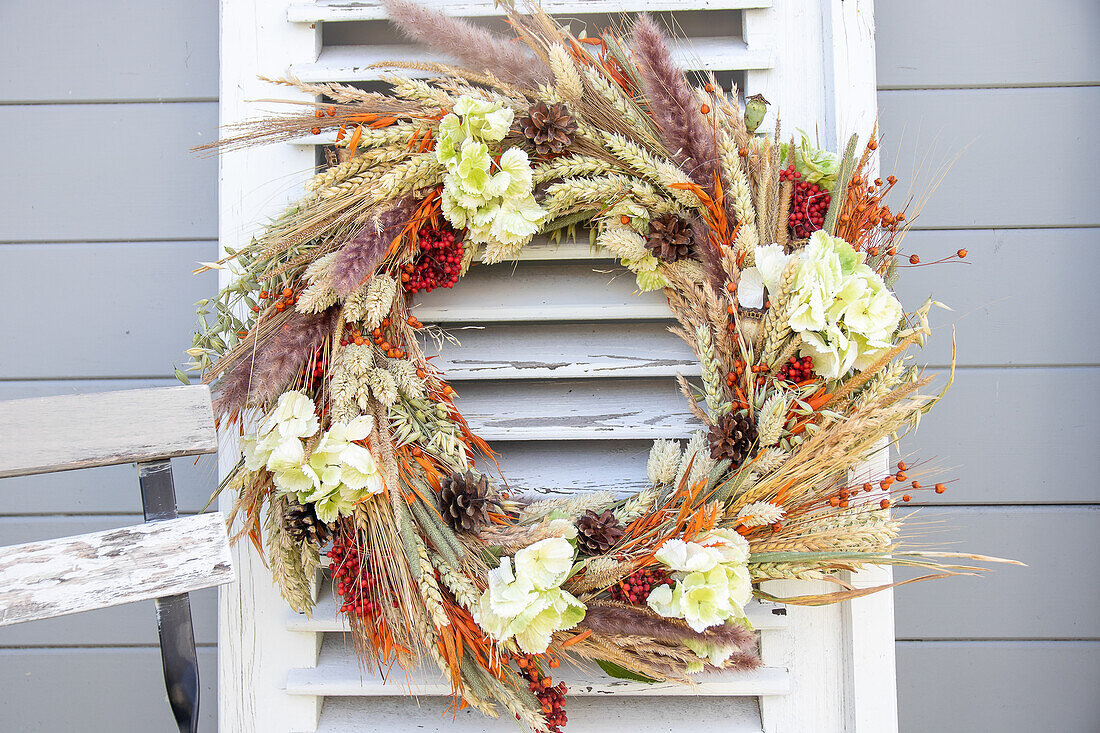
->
(0, 385), (218, 479)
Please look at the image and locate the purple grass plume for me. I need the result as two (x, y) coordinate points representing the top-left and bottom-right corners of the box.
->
(630, 15), (720, 194)
(382, 0), (549, 88)
(581, 601), (760, 670)
(331, 197), (416, 297)
(212, 307), (338, 420)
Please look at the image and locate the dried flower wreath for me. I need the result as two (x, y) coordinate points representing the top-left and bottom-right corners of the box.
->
(187, 3), (1006, 729)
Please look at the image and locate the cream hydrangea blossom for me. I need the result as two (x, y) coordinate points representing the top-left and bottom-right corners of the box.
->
(241, 392), (384, 523)
(736, 232), (903, 379)
(475, 537), (585, 653)
(647, 530), (752, 635)
(436, 95), (546, 258)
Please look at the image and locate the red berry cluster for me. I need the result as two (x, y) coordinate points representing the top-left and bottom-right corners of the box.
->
(778, 354), (815, 384)
(302, 345), (327, 390)
(609, 567), (673, 605)
(516, 655), (567, 732)
(327, 533), (381, 618)
(781, 165), (831, 238)
(402, 227), (464, 294)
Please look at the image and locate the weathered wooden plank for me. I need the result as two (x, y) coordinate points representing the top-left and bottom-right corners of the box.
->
(899, 368), (1099, 505)
(476, 440), (652, 495)
(0, 242), (217, 380)
(427, 321), (695, 379)
(0, 646), (217, 731)
(289, 0), (772, 22)
(290, 37), (771, 82)
(0, 513), (232, 626)
(290, 576), (788, 633)
(0, 385), (217, 478)
(893, 507), (1100, 640)
(0, 103), (217, 242)
(896, 641), (1100, 733)
(452, 377), (700, 440)
(288, 634), (789, 697)
(878, 87), (1100, 228)
(304, 694), (763, 733)
(894, 228), (1100, 366)
(0, 515), (218, 646)
(0, 0), (219, 103)
(876, 0), (1099, 89)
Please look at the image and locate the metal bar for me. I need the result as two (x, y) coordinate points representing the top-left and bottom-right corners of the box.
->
(138, 459), (200, 733)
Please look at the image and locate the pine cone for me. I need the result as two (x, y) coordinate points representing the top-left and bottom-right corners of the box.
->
(518, 101), (577, 156)
(708, 411), (758, 467)
(575, 509), (625, 555)
(439, 470), (495, 532)
(284, 500), (333, 545)
(645, 214), (692, 263)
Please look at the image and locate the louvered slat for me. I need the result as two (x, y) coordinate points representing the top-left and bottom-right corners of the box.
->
(290, 577), (790, 633)
(288, 635), (790, 697)
(288, 1), (772, 23)
(290, 37), (771, 83)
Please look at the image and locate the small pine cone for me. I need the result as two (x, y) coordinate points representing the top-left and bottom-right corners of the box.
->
(439, 470), (495, 532)
(575, 509), (625, 555)
(708, 411), (758, 468)
(644, 214), (693, 263)
(518, 101), (577, 156)
(284, 500), (333, 545)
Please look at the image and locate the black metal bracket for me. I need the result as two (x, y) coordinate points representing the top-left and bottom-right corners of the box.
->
(138, 458), (200, 733)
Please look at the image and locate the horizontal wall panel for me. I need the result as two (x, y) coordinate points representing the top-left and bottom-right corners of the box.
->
(0, 516), (219, 646)
(893, 506), (1100, 639)
(0, 0), (218, 103)
(0, 380), (221, 514)
(1, 242), (217, 379)
(0, 646), (216, 732)
(428, 321), (696, 380)
(878, 87), (1100, 229)
(896, 641), (1100, 733)
(876, 0), (1100, 88)
(0, 103), (217, 242)
(899, 367), (1099, 505)
(894, 228), (1099, 366)
(294, 1), (770, 22)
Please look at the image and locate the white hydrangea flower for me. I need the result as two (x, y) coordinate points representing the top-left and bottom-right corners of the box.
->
(514, 537), (575, 591)
(654, 539), (722, 574)
(262, 390), (320, 440)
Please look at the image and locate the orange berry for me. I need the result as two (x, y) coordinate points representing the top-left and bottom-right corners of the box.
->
(911, 480), (921, 489)
(326, 107), (336, 117)
(275, 302), (285, 311)
(935, 483), (947, 494)
(282, 287), (293, 298)
(909, 254), (920, 264)
(880, 499), (891, 509)
(896, 472), (907, 481)
(902, 494), (912, 502)
(353, 336), (364, 346)
(829, 497), (840, 507)
(251, 306), (260, 313)
(382, 318), (390, 326)
(442, 385), (454, 396)
(862, 483), (873, 492)
(310, 126), (321, 135)
(407, 316), (417, 325)
(957, 249), (968, 258)
(411, 446), (422, 457)
(372, 329), (382, 338)
(700, 104), (710, 114)
(726, 282), (737, 292)
(620, 214), (631, 225)
(549, 658), (559, 669)
(898, 461), (907, 471)
(380, 342), (391, 351)
(704, 83), (714, 93)
(400, 272), (410, 283)
(416, 369), (426, 379)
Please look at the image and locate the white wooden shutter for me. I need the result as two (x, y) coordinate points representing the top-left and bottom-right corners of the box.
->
(217, 2), (892, 732)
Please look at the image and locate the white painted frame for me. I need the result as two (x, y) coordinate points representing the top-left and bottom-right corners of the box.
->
(217, 2), (893, 731)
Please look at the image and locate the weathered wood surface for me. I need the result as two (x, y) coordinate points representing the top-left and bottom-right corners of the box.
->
(287, 635), (790, 697)
(0, 512), (233, 626)
(302, 695), (763, 733)
(290, 37), (771, 83)
(288, 0), (773, 22)
(0, 385), (217, 478)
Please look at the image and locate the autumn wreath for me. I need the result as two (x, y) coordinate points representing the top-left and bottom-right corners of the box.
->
(187, 3), (999, 729)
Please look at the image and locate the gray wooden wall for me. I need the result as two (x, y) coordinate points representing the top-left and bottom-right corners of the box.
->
(0, 1), (1096, 731)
